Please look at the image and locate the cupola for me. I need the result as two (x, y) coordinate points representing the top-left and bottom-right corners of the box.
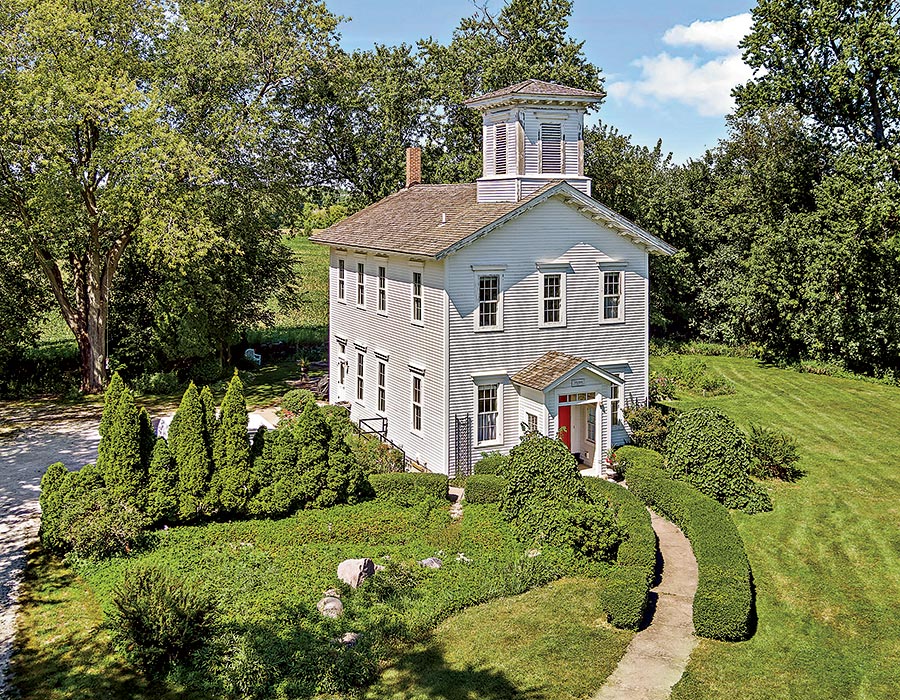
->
(464, 78), (604, 203)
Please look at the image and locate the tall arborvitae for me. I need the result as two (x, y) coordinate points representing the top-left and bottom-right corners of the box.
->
(200, 384), (219, 445)
(146, 439), (178, 525)
(97, 372), (126, 468)
(138, 407), (156, 472)
(170, 382), (213, 520)
(293, 401), (331, 508)
(39, 462), (70, 551)
(98, 386), (147, 510)
(211, 372), (252, 514)
(248, 427), (299, 517)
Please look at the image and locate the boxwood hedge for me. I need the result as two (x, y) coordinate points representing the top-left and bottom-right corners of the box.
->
(625, 464), (753, 641)
(614, 445), (664, 476)
(464, 474), (506, 504)
(368, 472), (448, 505)
(584, 477), (657, 630)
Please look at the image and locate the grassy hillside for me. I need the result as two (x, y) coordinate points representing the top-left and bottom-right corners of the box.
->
(660, 356), (900, 699)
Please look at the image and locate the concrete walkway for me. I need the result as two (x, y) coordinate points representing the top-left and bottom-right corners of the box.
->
(0, 406), (101, 699)
(593, 511), (699, 700)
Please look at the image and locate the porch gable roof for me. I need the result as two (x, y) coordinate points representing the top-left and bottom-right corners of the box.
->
(511, 351), (624, 393)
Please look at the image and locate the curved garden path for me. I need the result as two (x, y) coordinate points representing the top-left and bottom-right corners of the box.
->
(0, 403), (101, 699)
(593, 511), (699, 700)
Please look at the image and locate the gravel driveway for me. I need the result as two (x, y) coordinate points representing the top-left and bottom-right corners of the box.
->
(0, 406), (100, 699)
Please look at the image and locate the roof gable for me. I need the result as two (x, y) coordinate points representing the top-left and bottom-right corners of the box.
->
(511, 351), (624, 392)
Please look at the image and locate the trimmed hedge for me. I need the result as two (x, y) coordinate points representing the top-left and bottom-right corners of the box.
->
(368, 472), (449, 505)
(614, 445), (664, 476)
(464, 474), (506, 504)
(473, 452), (509, 476)
(626, 464), (753, 641)
(585, 477), (657, 630)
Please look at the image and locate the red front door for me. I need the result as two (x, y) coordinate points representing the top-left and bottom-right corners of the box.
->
(558, 405), (571, 448)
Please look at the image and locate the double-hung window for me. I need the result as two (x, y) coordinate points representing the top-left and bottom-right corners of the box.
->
(377, 360), (386, 412)
(523, 412), (539, 436)
(494, 122), (508, 175)
(601, 270), (624, 322)
(540, 122), (562, 174)
(356, 352), (365, 402)
(586, 406), (597, 443)
(610, 384), (621, 426)
(377, 266), (387, 314)
(356, 262), (366, 307)
(337, 259), (346, 302)
(477, 275), (501, 330)
(411, 270), (423, 324)
(477, 384), (500, 444)
(411, 374), (422, 433)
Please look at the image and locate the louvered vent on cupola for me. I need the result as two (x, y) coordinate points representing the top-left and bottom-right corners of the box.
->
(495, 123), (508, 175)
(540, 122), (562, 174)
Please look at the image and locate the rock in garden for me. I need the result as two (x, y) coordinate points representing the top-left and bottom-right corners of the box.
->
(419, 557), (443, 569)
(340, 632), (360, 646)
(337, 558), (375, 588)
(317, 596), (344, 618)
(526, 549), (541, 558)
(323, 588), (341, 598)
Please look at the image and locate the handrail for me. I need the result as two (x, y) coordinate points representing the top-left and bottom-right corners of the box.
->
(355, 416), (421, 472)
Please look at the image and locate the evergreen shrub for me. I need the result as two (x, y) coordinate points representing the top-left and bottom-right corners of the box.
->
(665, 408), (772, 514)
(212, 372), (252, 513)
(281, 388), (317, 416)
(368, 472), (448, 505)
(747, 424), (802, 480)
(626, 463), (753, 641)
(473, 451), (509, 476)
(170, 382), (214, 520)
(147, 439), (179, 525)
(614, 445), (664, 476)
(464, 474), (506, 504)
(622, 404), (669, 453)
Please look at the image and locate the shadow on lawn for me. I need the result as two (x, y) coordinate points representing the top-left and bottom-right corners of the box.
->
(376, 641), (548, 700)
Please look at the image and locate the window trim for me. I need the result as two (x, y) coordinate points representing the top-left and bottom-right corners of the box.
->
(523, 411), (540, 436)
(586, 405), (597, 444)
(599, 269), (625, 324)
(411, 268), (424, 326)
(610, 381), (622, 428)
(538, 270), (567, 328)
(474, 381), (503, 447)
(376, 359), (386, 413)
(475, 272), (503, 332)
(337, 259), (346, 303)
(355, 261), (366, 308)
(356, 350), (365, 404)
(410, 373), (423, 435)
(377, 265), (387, 315)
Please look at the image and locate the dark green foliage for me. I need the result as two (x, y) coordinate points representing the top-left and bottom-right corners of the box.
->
(614, 445), (664, 477)
(97, 385), (146, 511)
(146, 439), (178, 525)
(585, 477), (657, 629)
(249, 426), (300, 517)
(138, 407), (155, 472)
(280, 388), (317, 417)
(464, 474), (506, 504)
(665, 408), (772, 514)
(38, 462), (69, 552)
(57, 491), (151, 559)
(108, 568), (218, 678)
(558, 501), (622, 561)
(622, 404), (669, 453)
(321, 404), (354, 451)
(199, 385), (219, 445)
(626, 464), (753, 641)
(350, 434), (406, 474)
(748, 424), (802, 481)
(212, 372), (252, 514)
(170, 382), (214, 521)
(367, 472), (449, 505)
(98, 372), (125, 441)
(473, 452), (509, 476)
(292, 401), (333, 507)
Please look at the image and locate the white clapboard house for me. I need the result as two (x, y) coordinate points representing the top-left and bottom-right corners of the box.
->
(311, 79), (676, 476)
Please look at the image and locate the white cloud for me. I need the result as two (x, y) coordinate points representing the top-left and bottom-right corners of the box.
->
(609, 13), (754, 118)
(663, 13), (753, 52)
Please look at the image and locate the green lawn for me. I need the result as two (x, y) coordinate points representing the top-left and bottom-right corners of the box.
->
(657, 356), (900, 700)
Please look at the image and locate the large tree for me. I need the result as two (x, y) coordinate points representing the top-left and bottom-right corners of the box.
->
(0, 0), (337, 392)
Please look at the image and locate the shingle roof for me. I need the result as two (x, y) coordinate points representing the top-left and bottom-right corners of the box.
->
(511, 352), (586, 391)
(309, 182), (556, 258)
(464, 79), (606, 105)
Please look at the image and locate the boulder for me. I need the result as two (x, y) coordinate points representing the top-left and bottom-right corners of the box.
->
(317, 596), (343, 618)
(526, 548), (541, 558)
(323, 588), (341, 598)
(339, 632), (360, 646)
(419, 557), (443, 569)
(337, 558), (375, 588)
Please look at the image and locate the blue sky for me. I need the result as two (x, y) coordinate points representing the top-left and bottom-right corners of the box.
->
(326, 0), (757, 163)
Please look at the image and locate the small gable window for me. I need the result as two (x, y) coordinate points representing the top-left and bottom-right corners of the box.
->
(495, 123), (507, 175)
(540, 122), (562, 174)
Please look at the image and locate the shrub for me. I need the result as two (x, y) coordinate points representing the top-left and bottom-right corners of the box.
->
(626, 463), (753, 641)
(614, 445), (664, 477)
(350, 434), (406, 474)
(367, 472), (448, 505)
(598, 567), (650, 631)
(38, 462), (69, 552)
(97, 385), (147, 511)
(559, 500), (622, 561)
(98, 372), (125, 442)
(464, 474), (506, 504)
(147, 439), (178, 525)
(280, 388), (317, 417)
(135, 371), (180, 395)
(169, 382), (214, 520)
(648, 373), (678, 402)
(473, 452), (509, 476)
(211, 372), (253, 514)
(747, 424), (802, 480)
(109, 567), (218, 678)
(658, 355), (736, 396)
(665, 408), (772, 514)
(59, 491), (151, 559)
(622, 404), (669, 453)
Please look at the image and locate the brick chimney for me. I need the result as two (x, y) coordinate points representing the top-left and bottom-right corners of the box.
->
(405, 147), (421, 188)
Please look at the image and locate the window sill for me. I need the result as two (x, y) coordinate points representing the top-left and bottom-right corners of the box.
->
(410, 319), (425, 328)
(474, 326), (504, 333)
(410, 428), (424, 438)
(539, 322), (567, 329)
(598, 318), (626, 326)
(377, 310), (388, 317)
(476, 439), (504, 449)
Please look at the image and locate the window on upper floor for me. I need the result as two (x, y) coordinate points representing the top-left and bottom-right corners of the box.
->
(540, 122), (562, 174)
(337, 259), (346, 302)
(495, 122), (508, 175)
(411, 270), (423, 325)
(601, 270), (624, 322)
(356, 262), (366, 307)
(540, 271), (566, 327)
(477, 274), (501, 330)
(377, 265), (387, 314)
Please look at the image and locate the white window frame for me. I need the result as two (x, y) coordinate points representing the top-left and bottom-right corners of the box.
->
(586, 405), (597, 444)
(336, 339), (348, 389)
(495, 122), (508, 175)
(376, 359), (386, 413)
(377, 265), (387, 315)
(540, 122), (563, 174)
(599, 268), (625, 324)
(522, 411), (539, 436)
(610, 381), (622, 427)
(472, 265), (505, 332)
(537, 267), (567, 328)
(411, 266), (424, 326)
(474, 381), (503, 447)
(356, 350), (365, 404)
(356, 261), (366, 308)
(337, 259), (346, 303)
(410, 372), (423, 435)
